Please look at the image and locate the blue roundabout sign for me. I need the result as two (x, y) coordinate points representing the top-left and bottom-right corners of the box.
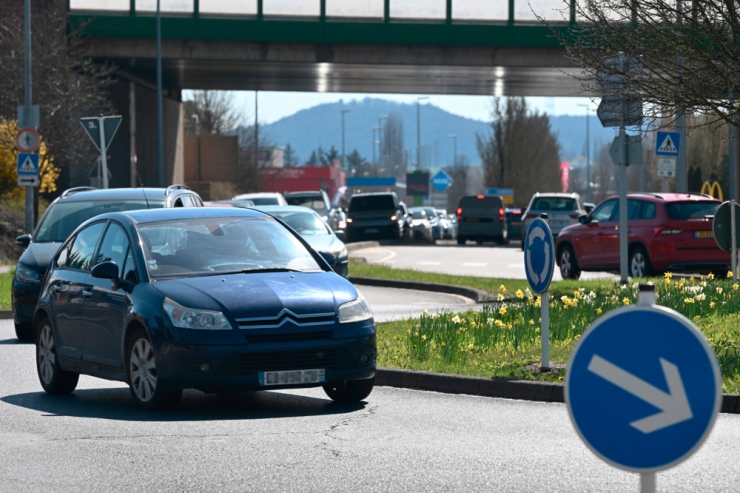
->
(524, 218), (554, 294)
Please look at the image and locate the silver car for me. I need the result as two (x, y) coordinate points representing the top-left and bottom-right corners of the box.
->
(521, 192), (586, 249)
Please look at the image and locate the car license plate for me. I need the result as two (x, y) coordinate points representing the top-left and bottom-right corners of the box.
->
(259, 369), (325, 386)
(365, 228), (379, 234)
(512, 221), (522, 226)
(695, 231), (713, 239)
(466, 218), (479, 222)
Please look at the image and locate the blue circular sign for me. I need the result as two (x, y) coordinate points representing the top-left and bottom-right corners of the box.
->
(566, 305), (721, 473)
(524, 218), (554, 294)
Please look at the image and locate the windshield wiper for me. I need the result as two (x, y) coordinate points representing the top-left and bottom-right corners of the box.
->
(241, 267), (301, 274)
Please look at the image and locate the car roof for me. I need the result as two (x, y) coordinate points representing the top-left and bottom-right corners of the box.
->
(233, 192), (283, 199)
(54, 187), (181, 202)
(531, 192), (580, 198)
(351, 192), (396, 197)
(284, 191), (327, 197)
(252, 205), (319, 214)
(113, 206), (267, 225)
(616, 192), (718, 202)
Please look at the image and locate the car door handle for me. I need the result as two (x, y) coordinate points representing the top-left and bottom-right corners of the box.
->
(82, 289), (93, 298)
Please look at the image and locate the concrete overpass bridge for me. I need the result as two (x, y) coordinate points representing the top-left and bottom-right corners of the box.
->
(67, 0), (585, 189)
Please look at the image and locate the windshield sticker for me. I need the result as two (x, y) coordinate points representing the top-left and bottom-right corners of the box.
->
(147, 260), (158, 270)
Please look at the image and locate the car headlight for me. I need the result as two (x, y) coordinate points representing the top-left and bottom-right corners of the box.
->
(15, 263), (40, 284)
(163, 297), (232, 330)
(346, 218), (353, 223)
(332, 244), (348, 260)
(338, 292), (372, 324)
(390, 215), (397, 221)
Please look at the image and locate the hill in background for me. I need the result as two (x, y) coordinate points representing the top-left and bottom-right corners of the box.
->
(239, 97), (616, 167)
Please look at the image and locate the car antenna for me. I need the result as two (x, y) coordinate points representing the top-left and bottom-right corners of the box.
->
(137, 173), (150, 209)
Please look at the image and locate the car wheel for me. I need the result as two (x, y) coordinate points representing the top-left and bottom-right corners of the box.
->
(629, 246), (652, 278)
(15, 322), (33, 341)
(127, 329), (182, 410)
(323, 377), (375, 403)
(457, 238), (465, 246)
(36, 317), (79, 394)
(559, 245), (581, 280)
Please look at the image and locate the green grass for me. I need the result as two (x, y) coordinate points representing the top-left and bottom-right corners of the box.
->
(377, 274), (740, 394)
(0, 270), (13, 311)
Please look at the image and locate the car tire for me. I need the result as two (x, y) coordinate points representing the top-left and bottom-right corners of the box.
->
(457, 237), (465, 246)
(629, 246), (652, 278)
(36, 317), (79, 394)
(15, 322), (33, 341)
(559, 244), (581, 280)
(323, 377), (375, 403)
(127, 328), (182, 411)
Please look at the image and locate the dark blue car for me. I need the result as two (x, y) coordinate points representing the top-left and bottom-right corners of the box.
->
(34, 207), (376, 410)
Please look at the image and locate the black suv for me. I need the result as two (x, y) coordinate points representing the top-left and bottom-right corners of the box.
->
(12, 185), (203, 340)
(345, 192), (405, 242)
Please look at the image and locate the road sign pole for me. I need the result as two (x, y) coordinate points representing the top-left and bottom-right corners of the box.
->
(23, 0), (34, 234)
(97, 116), (109, 189)
(640, 472), (656, 493)
(619, 126), (629, 284)
(732, 199), (737, 283)
(541, 290), (549, 370)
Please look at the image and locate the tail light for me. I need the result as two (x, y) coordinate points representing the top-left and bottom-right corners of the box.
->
(457, 207), (462, 221)
(477, 195), (485, 199)
(499, 207), (505, 222)
(654, 227), (683, 235)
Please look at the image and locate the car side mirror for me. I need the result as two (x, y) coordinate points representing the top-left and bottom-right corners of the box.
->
(334, 230), (346, 240)
(16, 234), (31, 248)
(91, 261), (120, 289)
(318, 251), (337, 266)
(578, 214), (590, 224)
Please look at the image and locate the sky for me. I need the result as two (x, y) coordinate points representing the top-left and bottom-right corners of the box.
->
(198, 91), (601, 125)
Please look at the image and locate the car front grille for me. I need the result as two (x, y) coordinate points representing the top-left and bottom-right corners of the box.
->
(236, 309), (335, 330)
(244, 331), (333, 344)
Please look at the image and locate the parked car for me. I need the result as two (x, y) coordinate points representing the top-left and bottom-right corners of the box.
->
(345, 192), (405, 242)
(253, 205), (349, 278)
(505, 208), (523, 241)
(12, 185), (203, 341)
(522, 193), (586, 248)
(33, 207), (376, 410)
(447, 213), (458, 239)
(554, 193), (729, 279)
(399, 202), (413, 240)
(284, 190), (345, 233)
(456, 195), (507, 245)
(436, 209), (455, 239)
(584, 202), (595, 214)
(232, 192), (287, 206)
(409, 208), (434, 242)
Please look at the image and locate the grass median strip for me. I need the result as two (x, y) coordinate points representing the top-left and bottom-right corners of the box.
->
(376, 273), (740, 394)
(0, 271), (12, 311)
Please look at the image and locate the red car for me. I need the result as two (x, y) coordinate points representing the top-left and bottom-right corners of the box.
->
(554, 193), (729, 279)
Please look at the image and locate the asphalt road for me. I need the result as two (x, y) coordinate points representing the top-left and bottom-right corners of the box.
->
(2, 319), (740, 492)
(358, 285), (478, 322)
(351, 241), (618, 281)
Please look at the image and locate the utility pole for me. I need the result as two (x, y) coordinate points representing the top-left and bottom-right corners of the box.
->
(577, 103), (592, 201)
(379, 115), (388, 173)
(255, 91), (259, 169)
(156, 0), (164, 187)
(341, 108), (350, 169)
(416, 97), (428, 169)
(23, 0), (33, 233)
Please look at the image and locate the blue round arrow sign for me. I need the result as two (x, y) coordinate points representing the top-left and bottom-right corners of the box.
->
(566, 305), (721, 472)
(524, 218), (554, 294)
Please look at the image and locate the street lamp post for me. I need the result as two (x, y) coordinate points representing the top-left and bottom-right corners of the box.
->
(341, 108), (350, 170)
(379, 115), (388, 173)
(156, 0), (164, 187)
(372, 126), (381, 171)
(577, 103), (592, 202)
(417, 97), (428, 169)
(448, 134), (457, 166)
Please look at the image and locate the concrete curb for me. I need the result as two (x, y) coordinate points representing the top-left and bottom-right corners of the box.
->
(349, 276), (491, 303)
(376, 368), (740, 414)
(0, 311), (12, 320)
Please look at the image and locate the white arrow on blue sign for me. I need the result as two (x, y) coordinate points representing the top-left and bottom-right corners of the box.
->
(655, 131), (680, 156)
(566, 305), (721, 472)
(430, 170), (453, 193)
(524, 218), (554, 294)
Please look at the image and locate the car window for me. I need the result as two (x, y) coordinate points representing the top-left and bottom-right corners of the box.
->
(612, 200), (644, 221)
(665, 201), (720, 220)
(66, 222), (106, 271)
(349, 195), (397, 212)
(35, 200), (165, 243)
(530, 197), (576, 211)
(55, 239), (72, 269)
(95, 222), (132, 278)
(411, 210), (427, 219)
(285, 196), (329, 213)
(641, 202), (656, 219)
(272, 211), (331, 235)
(137, 216), (322, 279)
(122, 245), (139, 283)
(590, 200), (617, 223)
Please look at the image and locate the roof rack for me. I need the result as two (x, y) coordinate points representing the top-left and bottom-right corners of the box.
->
(165, 184), (191, 196)
(61, 186), (98, 198)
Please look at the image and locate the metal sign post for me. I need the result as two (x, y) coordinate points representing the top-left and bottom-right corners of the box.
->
(732, 199), (737, 282)
(524, 215), (554, 371)
(22, 0), (33, 234)
(80, 116), (122, 189)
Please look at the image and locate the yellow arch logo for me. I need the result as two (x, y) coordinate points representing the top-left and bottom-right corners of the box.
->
(701, 181), (723, 201)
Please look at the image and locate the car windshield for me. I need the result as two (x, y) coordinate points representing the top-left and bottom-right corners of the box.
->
(270, 211), (331, 235)
(666, 201), (720, 220)
(530, 197), (577, 211)
(411, 210), (426, 219)
(349, 195), (396, 212)
(138, 216), (322, 279)
(250, 197), (280, 205)
(35, 200), (165, 243)
(285, 196), (329, 215)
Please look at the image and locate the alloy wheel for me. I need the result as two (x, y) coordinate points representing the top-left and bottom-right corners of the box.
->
(38, 324), (56, 385)
(130, 338), (157, 402)
(560, 250), (573, 278)
(631, 251), (646, 277)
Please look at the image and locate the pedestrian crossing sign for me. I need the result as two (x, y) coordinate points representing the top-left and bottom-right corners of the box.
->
(17, 153), (39, 176)
(655, 131), (680, 156)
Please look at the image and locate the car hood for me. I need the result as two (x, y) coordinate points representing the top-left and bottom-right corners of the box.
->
(152, 271), (358, 320)
(302, 235), (344, 256)
(17, 242), (63, 274)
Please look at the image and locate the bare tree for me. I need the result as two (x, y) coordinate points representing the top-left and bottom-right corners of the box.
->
(0, 0), (116, 193)
(445, 155), (470, 212)
(184, 91), (245, 136)
(476, 97), (562, 208)
(381, 113), (407, 178)
(546, 0), (740, 128)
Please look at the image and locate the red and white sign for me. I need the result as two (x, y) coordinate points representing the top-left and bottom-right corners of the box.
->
(15, 127), (40, 153)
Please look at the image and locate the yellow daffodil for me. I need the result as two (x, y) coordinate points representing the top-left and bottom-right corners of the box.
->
(499, 306), (507, 315)
(497, 293), (505, 301)
(710, 301), (716, 308)
(499, 284), (507, 293)
(622, 297), (630, 305)
(516, 289), (524, 299)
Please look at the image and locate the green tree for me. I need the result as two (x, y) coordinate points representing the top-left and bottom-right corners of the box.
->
(283, 143), (300, 167)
